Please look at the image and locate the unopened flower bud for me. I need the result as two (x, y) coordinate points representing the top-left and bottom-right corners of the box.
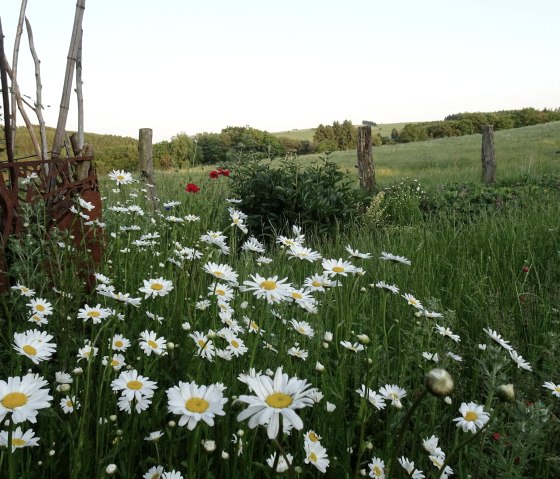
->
(60, 383), (71, 393)
(323, 331), (333, 342)
(496, 384), (515, 402)
(202, 439), (216, 452)
(357, 334), (370, 344)
(425, 368), (454, 397)
(315, 361), (325, 372)
(106, 464), (117, 475)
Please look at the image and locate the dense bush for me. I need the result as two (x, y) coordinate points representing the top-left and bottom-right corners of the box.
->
(229, 155), (366, 239)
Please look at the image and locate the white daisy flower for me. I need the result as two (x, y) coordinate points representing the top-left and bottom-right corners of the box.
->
(11, 283), (36, 297)
(483, 327), (513, 351)
(237, 367), (315, 439)
(543, 381), (560, 398)
(0, 426), (40, 452)
(26, 298), (53, 316)
(287, 245), (322, 262)
(60, 395), (80, 414)
(375, 281), (399, 294)
(368, 457), (385, 478)
(290, 319), (315, 338)
(304, 440), (330, 473)
(0, 373), (53, 424)
(241, 237), (266, 254)
(166, 381), (228, 430)
(78, 304), (112, 324)
(379, 251), (411, 265)
(139, 277), (174, 298)
(435, 325), (461, 343)
(340, 341), (365, 353)
(190, 331), (216, 361)
(453, 401), (490, 433)
(202, 262), (238, 284)
(267, 452), (293, 473)
(139, 330), (168, 356)
(345, 245), (372, 259)
(13, 330), (57, 365)
(241, 274), (292, 304)
(509, 350), (532, 371)
(322, 258), (357, 277)
(111, 334), (131, 352)
(379, 384), (407, 409)
(402, 293), (423, 310)
(108, 169), (133, 185)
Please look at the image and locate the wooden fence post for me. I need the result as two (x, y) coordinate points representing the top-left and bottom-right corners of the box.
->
(357, 126), (375, 193)
(138, 128), (159, 211)
(481, 125), (496, 185)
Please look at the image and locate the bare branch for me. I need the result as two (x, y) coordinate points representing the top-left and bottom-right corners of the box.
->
(9, 0), (28, 158)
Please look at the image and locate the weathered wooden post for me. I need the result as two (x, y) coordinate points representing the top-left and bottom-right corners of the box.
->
(481, 125), (496, 185)
(139, 128), (159, 211)
(357, 125), (375, 193)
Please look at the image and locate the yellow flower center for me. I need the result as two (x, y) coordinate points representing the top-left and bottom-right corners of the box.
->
(214, 271), (224, 278)
(555, 386), (560, 393)
(216, 289), (225, 296)
(127, 380), (143, 390)
(11, 438), (26, 447)
(308, 432), (319, 442)
(465, 411), (478, 421)
(23, 344), (37, 356)
(260, 280), (277, 291)
(36, 304), (46, 312)
(1, 392), (28, 409)
(230, 340), (240, 348)
(250, 321), (259, 330)
(185, 397), (209, 413)
(66, 400), (74, 408)
(116, 175), (125, 181)
(21, 287), (29, 293)
(291, 292), (303, 299)
(148, 340), (158, 349)
(332, 266), (345, 273)
(309, 452), (318, 463)
(151, 283), (163, 291)
(87, 311), (101, 317)
(312, 280), (322, 287)
(111, 359), (119, 367)
(373, 465), (382, 476)
(265, 392), (293, 408)
(197, 339), (208, 349)
(114, 340), (124, 348)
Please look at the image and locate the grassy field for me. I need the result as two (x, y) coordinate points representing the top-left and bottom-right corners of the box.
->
(290, 121), (560, 188)
(272, 123), (409, 143)
(1, 120), (559, 478)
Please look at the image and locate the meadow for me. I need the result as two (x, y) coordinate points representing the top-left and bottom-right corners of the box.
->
(0, 123), (559, 478)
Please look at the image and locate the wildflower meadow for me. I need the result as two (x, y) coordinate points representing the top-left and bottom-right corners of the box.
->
(1, 163), (559, 479)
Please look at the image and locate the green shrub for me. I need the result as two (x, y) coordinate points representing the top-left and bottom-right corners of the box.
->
(229, 155), (365, 239)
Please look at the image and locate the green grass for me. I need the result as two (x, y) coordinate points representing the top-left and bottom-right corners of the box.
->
(1, 122), (559, 478)
(292, 121), (560, 188)
(272, 122), (408, 143)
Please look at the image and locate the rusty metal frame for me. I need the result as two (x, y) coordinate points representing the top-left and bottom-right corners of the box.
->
(0, 156), (103, 292)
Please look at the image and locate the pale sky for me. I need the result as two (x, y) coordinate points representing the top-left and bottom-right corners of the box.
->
(3, 0), (559, 142)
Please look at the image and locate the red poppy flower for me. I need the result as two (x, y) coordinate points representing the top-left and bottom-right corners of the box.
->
(522, 266), (530, 273)
(185, 183), (200, 193)
(220, 168), (230, 177)
(209, 170), (220, 179)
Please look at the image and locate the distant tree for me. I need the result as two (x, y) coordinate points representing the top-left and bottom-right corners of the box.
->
(195, 132), (228, 164)
(391, 128), (400, 142)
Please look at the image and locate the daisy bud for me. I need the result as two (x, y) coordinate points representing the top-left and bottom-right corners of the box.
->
(357, 334), (370, 344)
(182, 321), (191, 331)
(168, 420), (176, 428)
(478, 344), (487, 350)
(72, 367), (83, 375)
(366, 441), (374, 450)
(166, 342), (175, 351)
(315, 361), (325, 372)
(240, 301), (249, 309)
(326, 402), (336, 412)
(360, 469), (367, 477)
(425, 368), (454, 397)
(360, 287), (367, 293)
(49, 450), (55, 456)
(237, 429), (245, 437)
(109, 415), (117, 422)
(496, 384), (515, 403)
(106, 464), (117, 475)
(322, 342), (329, 349)
(60, 383), (71, 393)
(115, 430), (123, 436)
(202, 440), (216, 452)
(294, 466), (303, 474)
(444, 396), (452, 405)
(414, 311), (422, 318)
(367, 358), (373, 364)
(324, 332), (333, 342)
(221, 451), (230, 460)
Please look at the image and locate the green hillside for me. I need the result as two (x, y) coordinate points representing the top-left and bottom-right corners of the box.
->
(272, 122), (409, 142)
(284, 121), (560, 188)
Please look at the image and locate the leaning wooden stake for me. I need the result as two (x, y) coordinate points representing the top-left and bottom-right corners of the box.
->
(0, 19), (15, 165)
(51, 0), (85, 161)
(357, 125), (376, 193)
(139, 128), (159, 211)
(9, 0), (27, 159)
(481, 125), (496, 185)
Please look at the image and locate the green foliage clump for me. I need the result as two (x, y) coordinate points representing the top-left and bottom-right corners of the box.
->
(229, 155), (365, 238)
(380, 178), (427, 225)
(313, 120), (357, 152)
